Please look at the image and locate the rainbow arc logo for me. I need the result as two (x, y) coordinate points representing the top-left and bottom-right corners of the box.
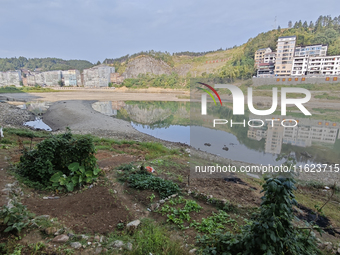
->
(197, 82), (222, 106)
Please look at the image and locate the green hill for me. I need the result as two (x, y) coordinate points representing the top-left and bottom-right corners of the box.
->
(0, 57), (94, 72)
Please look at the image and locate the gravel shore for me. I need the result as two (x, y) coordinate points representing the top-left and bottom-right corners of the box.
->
(0, 102), (35, 127)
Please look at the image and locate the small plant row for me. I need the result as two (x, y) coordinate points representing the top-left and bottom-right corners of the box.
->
(118, 163), (180, 199)
(157, 196), (237, 233)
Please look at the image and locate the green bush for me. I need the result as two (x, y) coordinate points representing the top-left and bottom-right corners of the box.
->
(17, 131), (97, 189)
(197, 177), (320, 255)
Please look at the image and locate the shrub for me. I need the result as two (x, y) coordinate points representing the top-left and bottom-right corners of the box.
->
(17, 131), (97, 189)
(197, 177), (320, 255)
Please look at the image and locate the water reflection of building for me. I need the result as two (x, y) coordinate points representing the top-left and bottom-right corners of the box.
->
(265, 121), (284, 154)
(247, 115), (340, 154)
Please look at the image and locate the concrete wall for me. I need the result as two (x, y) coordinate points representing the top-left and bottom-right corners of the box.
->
(252, 76), (340, 86)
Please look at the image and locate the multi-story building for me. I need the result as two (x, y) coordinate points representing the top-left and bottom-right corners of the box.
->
(257, 51), (276, 76)
(26, 71), (61, 86)
(291, 57), (309, 76)
(308, 56), (340, 75)
(44, 71), (62, 86)
(254, 48), (272, 68)
(274, 36), (296, 76)
(0, 70), (22, 87)
(294, 44), (327, 57)
(83, 65), (115, 87)
(61, 70), (81, 86)
(257, 62), (275, 76)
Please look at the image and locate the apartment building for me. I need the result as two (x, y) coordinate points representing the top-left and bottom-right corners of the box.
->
(254, 48), (272, 68)
(308, 56), (340, 75)
(294, 44), (327, 57)
(274, 36), (296, 76)
(291, 57), (309, 75)
(61, 70), (81, 86)
(0, 70), (22, 86)
(26, 71), (62, 86)
(83, 65), (115, 87)
(256, 51), (276, 76)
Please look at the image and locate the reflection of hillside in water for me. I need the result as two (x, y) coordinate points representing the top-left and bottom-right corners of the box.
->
(92, 101), (116, 116)
(118, 101), (190, 129)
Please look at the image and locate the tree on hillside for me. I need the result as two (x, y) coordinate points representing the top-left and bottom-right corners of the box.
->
(309, 21), (314, 29)
(303, 21), (308, 30)
(288, 20), (292, 28)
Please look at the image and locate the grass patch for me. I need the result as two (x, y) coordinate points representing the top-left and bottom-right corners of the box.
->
(4, 127), (50, 138)
(295, 192), (340, 227)
(0, 86), (57, 93)
(107, 218), (189, 255)
(314, 92), (340, 100)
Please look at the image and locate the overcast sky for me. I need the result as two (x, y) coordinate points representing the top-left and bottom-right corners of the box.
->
(0, 0), (339, 63)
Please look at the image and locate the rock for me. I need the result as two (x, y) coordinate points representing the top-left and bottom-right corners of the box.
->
(52, 234), (69, 243)
(124, 242), (133, 251)
(54, 229), (63, 236)
(123, 55), (172, 78)
(35, 215), (50, 220)
(109, 240), (124, 248)
(151, 203), (160, 211)
(159, 200), (165, 204)
(99, 236), (106, 243)
(81, 234), (89, 240)
(70, 242), (82, 249)
(1, 188), (10, 195)
(325, 242), (333, 251)
(127, 220), (141, 231)
(189, 248), (197, 254)
(94, 247), (103, 254)
(67, 232), (75, 238)
(45, 227), (58, 235)
(171, 194), (177, 198)
(94, 235), (100, 241)
(337, 247), (340, 254)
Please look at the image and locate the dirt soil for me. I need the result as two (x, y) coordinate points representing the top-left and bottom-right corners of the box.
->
(23, 186), (134, 235)
(190, 178), (262, 207)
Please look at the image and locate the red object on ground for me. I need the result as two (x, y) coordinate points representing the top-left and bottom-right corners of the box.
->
(146, 166), (155, 173)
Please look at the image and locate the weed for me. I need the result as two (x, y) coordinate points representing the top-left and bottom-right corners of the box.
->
(148, 193), (156, 202)
(0, 200), (34, 233)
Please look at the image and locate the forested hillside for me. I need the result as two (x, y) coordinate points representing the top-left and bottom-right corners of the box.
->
(0, 57), (94, 72)
(220, 15), (340, 80)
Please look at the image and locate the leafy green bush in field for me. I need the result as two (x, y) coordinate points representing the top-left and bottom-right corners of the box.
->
(0, 201), (34, 233)
(127, 172), (179, 199)
(198, 177), (320, 255)
(50, 162), (101, 192)
(17, 131), (97, 189)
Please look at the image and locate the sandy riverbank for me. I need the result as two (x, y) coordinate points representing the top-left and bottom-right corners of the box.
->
(0, 90), (189, 103)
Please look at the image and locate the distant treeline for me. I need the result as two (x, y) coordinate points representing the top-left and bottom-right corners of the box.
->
(0, 57), (94, 72)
